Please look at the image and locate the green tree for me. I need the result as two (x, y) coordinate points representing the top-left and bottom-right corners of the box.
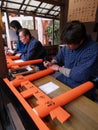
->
(46, 20), (60, 45)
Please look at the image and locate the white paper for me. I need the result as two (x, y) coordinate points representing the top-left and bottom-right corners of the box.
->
(14, 59), (24, 63)
(8, 49), (15, 54)
(39, 82), (59, 94)
(26, 66), (33, 71)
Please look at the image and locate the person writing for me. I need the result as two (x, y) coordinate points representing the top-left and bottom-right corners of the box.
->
(44, 20), (98, 100)
(19, 28), (48, 69)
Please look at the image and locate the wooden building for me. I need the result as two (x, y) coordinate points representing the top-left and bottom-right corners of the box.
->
(0, 0), (98, 78)
(0, 0), (98, 130)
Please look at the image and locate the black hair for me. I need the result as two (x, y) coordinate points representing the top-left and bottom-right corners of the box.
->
(19, 28), (32, 39)
(61, 20), (87, 44)
(10, 20), (22, 34)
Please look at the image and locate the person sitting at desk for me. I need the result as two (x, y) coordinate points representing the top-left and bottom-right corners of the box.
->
(19, 28), (48, 69)
(44, 20), (98, 100)
(10, 20), (25, 54)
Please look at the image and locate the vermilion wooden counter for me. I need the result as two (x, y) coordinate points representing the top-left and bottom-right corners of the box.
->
(10, 75), (97, 130)
(3, 63), (98, 130)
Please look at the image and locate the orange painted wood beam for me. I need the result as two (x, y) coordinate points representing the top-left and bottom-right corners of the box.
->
(7, 59), (43, 69)
(3, 78), (50, 130)
(11, 68), (54, 87)
(3, 68), (94, 127)
(6, 55), (20, 60)
(33, 81), (94, 119)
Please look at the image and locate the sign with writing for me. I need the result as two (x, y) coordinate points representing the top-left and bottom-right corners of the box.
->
(67, 0), (98, 22)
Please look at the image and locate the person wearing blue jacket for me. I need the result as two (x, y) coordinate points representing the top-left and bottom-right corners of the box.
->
(44, 20), (98, 100)
(19, 28), (48, 69)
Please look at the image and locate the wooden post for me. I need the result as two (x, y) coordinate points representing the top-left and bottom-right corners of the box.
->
(33, 16), (36, 30)
(52, 19), (54, 45)
(0, 11), (8, 78)
(95, 4), (98, 42)
(60, 1), (69, 44)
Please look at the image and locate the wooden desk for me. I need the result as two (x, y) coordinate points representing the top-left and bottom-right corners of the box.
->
(29, 75), (98, 130)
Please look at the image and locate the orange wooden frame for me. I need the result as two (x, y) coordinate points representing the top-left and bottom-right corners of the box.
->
(6, 56), (43, 69)
(3, 68), (94, 130)
(7, 59), (43, 69)
(6, 55), (20, 60)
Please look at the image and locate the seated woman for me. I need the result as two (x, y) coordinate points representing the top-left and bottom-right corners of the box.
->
(10, 20), (25, 53)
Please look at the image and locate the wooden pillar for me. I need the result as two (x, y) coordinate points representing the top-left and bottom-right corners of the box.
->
(95, 4), (98, 42)
(60, 1), (69, 44)
(95, 2), (98, 22)
(33, 16), (36, 30)
(0, 11), (8, 78)
(42, 20), (48, 45)
(52, 19), (54, 45)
